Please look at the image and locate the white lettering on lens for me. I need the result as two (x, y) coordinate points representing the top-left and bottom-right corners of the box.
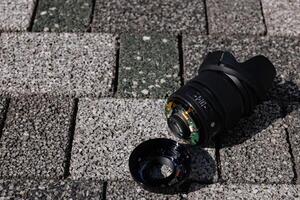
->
(193, 93), (207, 109)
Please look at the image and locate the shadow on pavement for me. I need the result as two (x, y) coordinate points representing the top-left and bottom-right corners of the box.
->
(183, 146), (217, 193)
(212, 77), (300, 148)
(143, 77), (299, 195)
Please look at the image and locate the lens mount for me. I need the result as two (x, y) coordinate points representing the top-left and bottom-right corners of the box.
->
(165, 102), (201, 145)
(129, 138), (190, 193)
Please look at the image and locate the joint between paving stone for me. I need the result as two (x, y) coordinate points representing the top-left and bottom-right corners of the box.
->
(203, 0), (209, 35)
(214, 135), (224, 183)
(177, 34), (185, 86)
(27, 0), (40, 32)
(102, 181), (108, 200)
(64, 98), (79, 179)
(0, 98), (10, 140)
(87, 0), (97, 32)
(259, 0), (268, 36)
(284, 127), (298, 184)
(112, 37), (120, 96)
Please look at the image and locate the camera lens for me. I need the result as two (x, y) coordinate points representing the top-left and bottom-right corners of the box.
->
(129, 138), (190, 193)
(166, 51), (276, 145)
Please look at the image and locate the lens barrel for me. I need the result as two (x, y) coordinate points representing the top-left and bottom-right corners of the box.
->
(165, 51), (276, 145)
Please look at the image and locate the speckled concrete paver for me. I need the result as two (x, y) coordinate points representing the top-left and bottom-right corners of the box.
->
(183, 35), (300, 102)
(32, 0), (93, 32)
(219, 101), (294, 183)
(70, 98), (217, 182)
(285, 103), (300, 184)
(92, 0), (206, 34)
(0, 33), (115, 97)
(0, 1), (299, 197)
(117, 34), (180, 98)
(262, 0), (300, 36)
(70, 98), (175, 180)
(106, 181), (180, 200)
(187, 183), (300, 199)
(206, 0), (265, 35)
(0, 179), (103, 199)
(0, 0), (36, 31)
(0, 95), (74, 178)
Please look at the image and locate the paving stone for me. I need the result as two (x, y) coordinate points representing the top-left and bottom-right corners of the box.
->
(285, 103), (300, 184)
(262, 0), (300, 36)
(0, 33), (115, 97)
(187, 183), (300, 199)
(71, 98), (219, 182)
(32, 0), (93, 32)
(106, 181), (180, 200)
(70, 98), (178, 180)
(183, 35), (300, 102)
(92, 0), (206, 34)
(206, 0), (265, 35)
(0, 95), (74, 178)
(117, 34), (180, 98)
(71, 98), (218, 182)
(0, 178), (103, 199)
(0, 0), (36, 31)
(218, 101), (294, 183)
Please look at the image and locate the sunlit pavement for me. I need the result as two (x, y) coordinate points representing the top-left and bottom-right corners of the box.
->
(0, 0), (299, 199)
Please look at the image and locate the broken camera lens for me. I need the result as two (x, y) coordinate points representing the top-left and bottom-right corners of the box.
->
(129, 138), (190, 193)
(165, 51), (276, 145)
(129, 51), (276, 193)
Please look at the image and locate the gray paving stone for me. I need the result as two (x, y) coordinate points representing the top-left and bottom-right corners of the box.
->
(285, 103), (300, 184)
(219, 101), (294, 183)
(262, 0), (300, 36)
(0, 178), (103, 199)
(70, 98), (178, 180)
(0, 95), (74, 178)
(187, 183), (300, 199)
(117, 34), (181, 98)
(206, 0), (265, 35)
(0, 33), (115, 97)
(106, 181), (180, 200)
(32, 0), (93, 32)
(71, 98), (217, 182)
(183, 35), (300, 102)
(92, 0), (206, 34)
(0, 0), (36, 31)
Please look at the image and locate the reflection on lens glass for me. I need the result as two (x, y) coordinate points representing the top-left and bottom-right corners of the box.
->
(145, 158), (174, 179)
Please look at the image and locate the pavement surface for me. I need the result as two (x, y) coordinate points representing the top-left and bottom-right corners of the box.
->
(0, 0), (299, 199)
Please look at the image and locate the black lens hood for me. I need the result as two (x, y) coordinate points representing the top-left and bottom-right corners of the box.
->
(129, 138), (191, 193)
(199, 51), (276, 101)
